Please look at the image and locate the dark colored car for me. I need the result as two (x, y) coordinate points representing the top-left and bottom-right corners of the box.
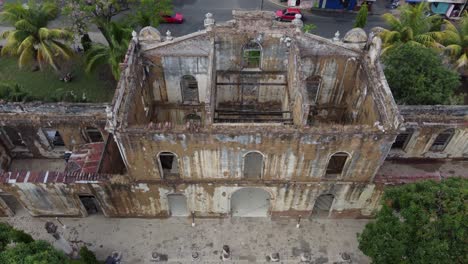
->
(275, 8), (302, 22)
(161, 13), (184, 24)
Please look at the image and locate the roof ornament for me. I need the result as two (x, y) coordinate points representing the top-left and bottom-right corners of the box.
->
(292, 14), (303, 32)
(204, 13), (215, 30)
(165, 30), (173, 41)
(333, 31), (340, 42)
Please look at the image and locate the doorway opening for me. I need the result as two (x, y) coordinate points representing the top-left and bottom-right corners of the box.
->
(0, 193), (26, 216)
(78, 195), (101, 216)
(167, 194), (188, 216)
(230, 188), (270, 217)
(311, 194), (334, 218)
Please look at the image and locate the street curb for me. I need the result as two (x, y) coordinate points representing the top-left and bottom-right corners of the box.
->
(267, 0), (386, 16)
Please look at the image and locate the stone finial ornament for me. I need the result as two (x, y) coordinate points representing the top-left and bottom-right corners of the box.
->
(333, 31), (340, 42)
(204, 13), (215, 30)
(165, 30), (173, 41)
(292, 14), (303, 31)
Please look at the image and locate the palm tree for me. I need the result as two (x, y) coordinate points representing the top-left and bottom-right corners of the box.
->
(0, 1), (73, 71)
(380, 3), (442, 53)
(85, 22), (132, 80)
(435, 12), (468, 73)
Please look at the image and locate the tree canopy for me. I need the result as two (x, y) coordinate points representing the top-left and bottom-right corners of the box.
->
(354, 3), (368, 28)
(382, 43), (461, 105)
(0, 1), (73, 71)
(358, 178), (468, 264)
(380, 3), (443, 53)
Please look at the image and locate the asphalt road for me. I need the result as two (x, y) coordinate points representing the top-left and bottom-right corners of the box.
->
(159, 0), (388, 38)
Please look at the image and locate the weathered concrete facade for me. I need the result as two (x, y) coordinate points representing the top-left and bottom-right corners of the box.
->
(0, 11), (466, 220)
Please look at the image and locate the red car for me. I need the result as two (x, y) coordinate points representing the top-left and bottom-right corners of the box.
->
(275, 8), (302, 22)
(161, 13), (184, 24)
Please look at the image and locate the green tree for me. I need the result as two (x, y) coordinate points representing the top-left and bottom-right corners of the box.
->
(0, 240), (70, 264)
(354, 3), (368, 28)
(0, 1), (73, 71)
(85, 22), (132, 80)
(0, 223), (34, 251)
(358, 178), (468, 264)
(63, 0), (133, 45)
(129, 0), (173, 28)
(383, 43), (461, 105)
(435, 12), (468, 74)
(79, 246), (99, 264)
(380, 3), (443, 53)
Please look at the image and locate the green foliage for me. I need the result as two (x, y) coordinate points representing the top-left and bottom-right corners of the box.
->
(85, 22), (132, 80)
(0, 83), (34, 102)
(0, 0), (73, 71)
(354, 4), (368, 28)
(435, 12), (468, 73)
(380, 3), (443, 53)
(129, 0), (173, 28)
(383, 43), (461, 105)
(358, 178), (468, 264)
(0, 56), (114, 103)
(79, 246), (99, 264)
(0, 240), (70, 264)
(303, 23), (317, 33)
(0, 223), (34, 251)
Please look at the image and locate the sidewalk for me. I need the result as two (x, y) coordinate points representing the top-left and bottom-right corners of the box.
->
(2, 209), (370, 263)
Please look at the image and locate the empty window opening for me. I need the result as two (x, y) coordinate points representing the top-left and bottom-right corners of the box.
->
(243, 152), (264, 179)
(2, 127), (25, 147)
(167, 194), (188, 216)
(430, 129), (454, 152)
(325, 152), (349, 177)
(242, 42), (261, 68)
(43, 129), (65, 148)
(311, 194), (334, 218)
(0, 194), (26, 216)
(85, 127), (103, 143)
(158, 152), (180, 178)
(306, 76), (321, 103)
(181, 75), (199, 103)
(392, 128), (414, 150)
(185, 113), (201, 125)
(231, 188), (270, 217)
(78, 195), (101, 215)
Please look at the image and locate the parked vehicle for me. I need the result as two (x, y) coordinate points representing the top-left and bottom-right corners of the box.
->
(161, 13), (184, 24)
(275, 8), (302, 22)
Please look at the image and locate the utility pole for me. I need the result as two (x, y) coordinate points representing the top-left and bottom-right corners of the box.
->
(261, 0), (264, 10)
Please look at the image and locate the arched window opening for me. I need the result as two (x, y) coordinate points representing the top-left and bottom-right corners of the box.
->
(181, 75), (199, 103)
(242, 41), (261, 68)
(158, 152), (180, 178)
(325, 152), (349, 178)
(2, 127), (25, 147)
(311, 194), (334, 218)
(43, 129), (65, 148)
(430, 129), (454, 152)
(392, 128), (414, 150)
(85, 127), (103, 143)
(306, 76), (321, 103)
(243, 152), (264, 179)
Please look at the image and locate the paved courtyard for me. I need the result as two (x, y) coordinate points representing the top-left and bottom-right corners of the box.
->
(1, 207), (369, 263)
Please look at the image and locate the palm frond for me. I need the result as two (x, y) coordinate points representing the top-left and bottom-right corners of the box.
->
(445, 44), (463, 58)
(455, 53), (468, 69)
(18, 46), (35, 69)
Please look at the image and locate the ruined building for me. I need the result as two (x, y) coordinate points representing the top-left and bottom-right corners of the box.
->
(0, 11), (466, 218)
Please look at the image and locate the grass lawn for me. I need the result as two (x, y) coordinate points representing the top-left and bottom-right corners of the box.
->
(0, 56), (115, 103)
